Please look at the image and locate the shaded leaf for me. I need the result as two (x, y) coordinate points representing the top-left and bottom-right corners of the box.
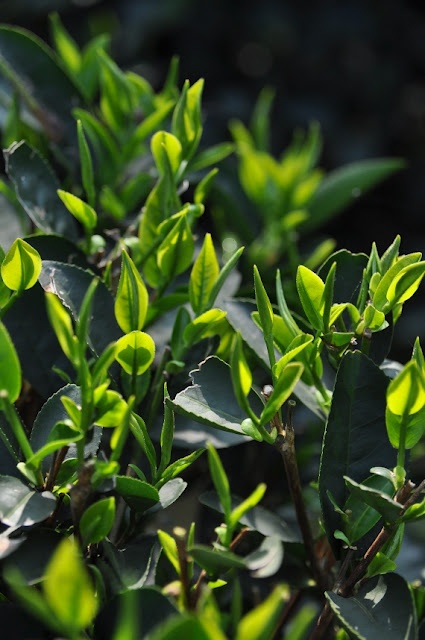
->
(5, 141), (78, 239)
(326, 573), (417, 640)
(0, 476), (55, 527)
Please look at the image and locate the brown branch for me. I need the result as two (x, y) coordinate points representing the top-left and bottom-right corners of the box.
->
(273, 401), (328, 593)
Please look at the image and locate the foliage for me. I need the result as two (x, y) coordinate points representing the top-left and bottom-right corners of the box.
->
(0, 15), (423, 640)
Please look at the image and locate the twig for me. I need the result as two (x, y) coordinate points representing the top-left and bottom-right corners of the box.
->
(273, 401), (328, 593)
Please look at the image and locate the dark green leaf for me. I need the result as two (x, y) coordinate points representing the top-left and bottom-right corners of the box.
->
(5, 141), (79, 239)
(344, 476), (402, 525)
(38, 261), (122, 356)
(0, 25), (82, 145)
(80, 497), (115, 546)
(319, 352), (396, 556)
(0, 476), (55, 526)
(188, 544), (246, 575)
(326, 573), (417, 640)
(30, 384), (102, 473)
(167, 356), (263, 437)
(307, 158), (405, 232)
(115, 476), (159, 512)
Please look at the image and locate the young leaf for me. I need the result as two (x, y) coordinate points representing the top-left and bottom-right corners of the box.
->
(115, 250), (149, 333)
(207, 443), (231, 521)
(80, 497), (116, 546)
(188, 544), (247, 574)
(229, 483), (267, 531)
(235, 585), (288, 640)
(158, 386), (175, 476)
(230, 332), (254, 418)
(57, 189), (97, 232)
(77, 119), (95, 208)
(372, 253), (421, 312)
(259, 362), (303, 426)
(115, 331), (155, 376)
(0, 322), (21, 402)
(151, 130), (182, 177)
(157, 216), (195, 281)
(386, 360), (425, 417)
(157, 529), (180, 575)
(296, 265), (325, 332)
(189, 233), (219, 314)
(115, 476), (159, 512)
(1, 238), (42, 293)
(43, 537), (97, 634)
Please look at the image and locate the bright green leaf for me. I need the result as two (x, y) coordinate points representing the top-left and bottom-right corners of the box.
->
(80, 497), (115, 546)
(296, 265), (325, 331)
(260, 362), (303, 426)
(189, 233), (219, 314)
(0, 322), (21, 402)
(57, 189), (97, 231)
(1, 238), (42, 292)
(115, 250), (149, 333)
(115, 331), (155, 376)
(43, 537), (97, 633)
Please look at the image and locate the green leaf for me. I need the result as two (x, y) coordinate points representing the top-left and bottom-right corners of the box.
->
(182, 308), (227, 346)
(307, 158), (405, 232)
(94, 387), (128, 427)
(157, 216), (195, 281)
(151, 130), (182, 177)
(158, 529), (180, 575)
(39, 261), (122, 357)
(344, 474), (395, 543)
(0, 476), (55, 526)
(207, 443), (231, 521)
(206, 246), (244, 309)
(319, 352), (396, 556)
(200, 491), (300, 543)
(296, 265), (325, 331)
(253, 265), (274, 337)
(172, 78), (204, 161)
(235, 585), (288, 640)
(26, 420), (83, 470)
(115, 331), (155, 376)
(273, 334), (313, 378)
(387, 361), (425, 417)
(229, 483), (267, 531)
(0, 321), (21, 402)
(168, 356), (263, 437)
(129, 413), (157, 478)
(344, 476), (402, 525)
(190, 143), (234, 173)
(189, 233), (219, 314)
(373, 253), (421, 312)
(44, 291), (78, 363)
(49, 12), (81, 77)
(115, 476), (159, 512)
(188, 544), (247, 575)
(386, 405), (425, 450)
(80, 497), (115, 546)
(115, 250), (149, 333)
(1, 238), (42, 292)
(43, 537), (97, 634)
(326, 573), (417, 640)
(149, 613), (225, 640)
(259, 362), (303, 426)
(230, 331), (253, 408)
(158, 388), (175, 476)
(386, 261), (425, 309)
(57, 189), (97, 232)
(0, 25), (82, 145)
(5, 141), (79, 239)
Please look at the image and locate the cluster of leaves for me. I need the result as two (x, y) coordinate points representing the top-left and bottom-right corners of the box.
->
(0, 14), (424, 640)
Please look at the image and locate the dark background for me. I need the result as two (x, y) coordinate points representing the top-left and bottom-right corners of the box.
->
(1, 0), (425, 357)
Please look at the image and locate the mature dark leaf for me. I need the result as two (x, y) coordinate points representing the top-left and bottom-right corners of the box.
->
(0, 476), (55, 527)
(30, 384), (102, 473)
(326, 573), (417, 640)
(188, 544), (247, 575)
(94, 586), (178, 640)
(200, 491), (300, 543)
(115, 476), (159, 512)
(3, 284), (73, 398)
(3, 529), (62, 583)
(318, 249), (368, 305)
(39, 261), (122, 356)
(0, 410), (20, 477)
(319, 352), (396, 556)
(245, 535), (284, 578)
(0, 25), (82, 145)
(25, 234), (88, 268)
(5, 142), (78, 239)
(306, 158), (405, 232)
(167, 356), (261, 440)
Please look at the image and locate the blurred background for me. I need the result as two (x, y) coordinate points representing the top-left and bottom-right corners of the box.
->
(1, 0), (425, 357)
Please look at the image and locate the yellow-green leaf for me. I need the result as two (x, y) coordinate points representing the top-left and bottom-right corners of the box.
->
(57, 189), (97, 231)
(115, 330), (155, 375)
(387, 361), (425, 416)
(189, 233), (219, 314)
(0, 321), (21, 402)
(1, 238), (42, 292)
(114, 250), (149, 333)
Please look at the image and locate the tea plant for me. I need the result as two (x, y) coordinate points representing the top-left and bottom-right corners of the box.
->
(0, 15), (423, 640)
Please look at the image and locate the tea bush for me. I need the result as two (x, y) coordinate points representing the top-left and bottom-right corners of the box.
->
(0, 15), (423, 640)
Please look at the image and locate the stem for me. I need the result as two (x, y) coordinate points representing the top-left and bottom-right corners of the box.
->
(0, 392), (44, 486)
(311, 479), (425, 639)
(273, 401), (327, 592)
(174, 527), (191, 610)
